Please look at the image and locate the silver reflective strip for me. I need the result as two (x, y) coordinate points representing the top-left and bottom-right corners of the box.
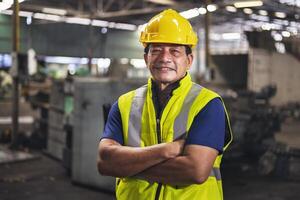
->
(127, 86), (147, 147)
(173, 84), (202, 140)
(210, 167), (222, 180)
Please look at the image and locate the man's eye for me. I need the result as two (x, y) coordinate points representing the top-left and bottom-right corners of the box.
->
(151, 49), (162, 54)
(171, 49), (182, 55)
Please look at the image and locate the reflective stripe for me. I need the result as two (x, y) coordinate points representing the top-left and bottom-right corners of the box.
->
(128, 86), (147, 147)
(210, 167), (222, 180)
(173, 84), (202, 140)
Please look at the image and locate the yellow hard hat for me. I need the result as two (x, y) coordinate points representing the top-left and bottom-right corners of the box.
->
(139, 9), (198, 48)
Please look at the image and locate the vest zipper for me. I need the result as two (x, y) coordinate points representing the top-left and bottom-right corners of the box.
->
(155, 117), (162, 200)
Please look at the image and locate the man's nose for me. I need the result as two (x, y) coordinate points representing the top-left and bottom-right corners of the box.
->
(158, 49), (172, 62)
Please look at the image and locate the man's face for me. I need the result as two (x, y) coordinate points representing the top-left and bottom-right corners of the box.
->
(144, 43), (193, 86)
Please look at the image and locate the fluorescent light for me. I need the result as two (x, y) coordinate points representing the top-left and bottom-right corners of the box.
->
(42, 7), (67, 16)
(19, 11), (33, 17)
(210, 33), (222, 41)
(108, 22), (116, 28)
(97, 58), (111, 69)
(65, 17), (91, 25)
(234, 1), (263, 8)
(198, 7), (207, 15)
(275, 42), (285, 53)
(207, 4), (217, 12)
(120, 58), (129, 65)
(180, 8), (199, 19)
(0, 9), (13, 14)
(91, 19), (109, 27)
(243, 8), (253, 14)
(0, 0), (25, 11)
(222, 33), (241, 40)
(145, 0), (175, 5)
(130, 59), (146, 68)
(226, 6), (237, 13)
(33, 12), (61, 21)
(115, 23), (137, 31)
(273, 33), (283, 41)
(261, 23), (272, 30)
(274, 12), (286, 18)
(281, 31), (290, 37)
(250, 14), (269, 21)
(258, 10), (268, 16)
(179, 8), (199, 19)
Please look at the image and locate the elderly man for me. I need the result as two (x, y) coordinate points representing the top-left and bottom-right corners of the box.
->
(98, 9), (233, 200)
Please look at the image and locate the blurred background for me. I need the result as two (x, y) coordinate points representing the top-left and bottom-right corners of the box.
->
(0, 0), (300, 199)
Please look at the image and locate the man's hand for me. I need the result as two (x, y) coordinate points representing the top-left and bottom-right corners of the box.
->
(136, 144), (219, 185)
(97, 138), (185, 178)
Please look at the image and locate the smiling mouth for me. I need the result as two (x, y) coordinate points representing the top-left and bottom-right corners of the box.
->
(154, 67), (176, 72)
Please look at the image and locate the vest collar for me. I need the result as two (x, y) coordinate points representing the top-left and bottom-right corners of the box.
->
(147, 72), (192, 97)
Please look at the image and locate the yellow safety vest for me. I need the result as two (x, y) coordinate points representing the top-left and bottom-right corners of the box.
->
(117, 73), (233, 200)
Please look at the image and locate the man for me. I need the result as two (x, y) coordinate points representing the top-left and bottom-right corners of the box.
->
(98, 9), (233, 200)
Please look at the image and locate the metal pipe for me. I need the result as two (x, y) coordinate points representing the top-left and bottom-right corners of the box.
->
(11, 0), (20, 149)
(204, 0), (211, 69)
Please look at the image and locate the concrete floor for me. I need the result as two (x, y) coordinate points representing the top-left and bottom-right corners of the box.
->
(0, 150), (299, 200)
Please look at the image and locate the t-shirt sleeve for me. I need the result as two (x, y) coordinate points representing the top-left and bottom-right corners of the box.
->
(100, 101), (124, 145)
(185, 98), (225, 154)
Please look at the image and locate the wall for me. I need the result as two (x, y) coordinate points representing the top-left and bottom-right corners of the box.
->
(209, 54), (248, 90)
(0, 14), (28, 53)
(248, 48), (300, 105)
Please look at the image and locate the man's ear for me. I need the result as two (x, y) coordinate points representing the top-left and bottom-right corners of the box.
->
(187, 54), (193, 70)
(144, 54), (148, 66)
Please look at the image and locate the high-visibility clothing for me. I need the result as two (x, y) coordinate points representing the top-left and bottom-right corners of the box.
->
(116, 73), (233, 200)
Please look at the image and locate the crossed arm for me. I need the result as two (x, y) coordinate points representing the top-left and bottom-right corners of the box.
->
(97, 138), (218, 185)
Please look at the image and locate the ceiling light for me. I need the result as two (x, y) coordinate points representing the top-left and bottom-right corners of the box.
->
(91, 20), (108, 27)
(19, 11), (33, 17)
(145, 0), (175, 5)
(101, 27), (107, 34)
(210, 33), (222, 41)
(258, 10), (268, 16)
(0, 0), (25, 11)
(42, 7), (67, 15)
(26, 16), (32, 25)
(115, 23), (136, 31)
(198, 7), (207, 15)
(222, 33), (241, 40)
(274, 12), (286, 18)
(273, 33), (283, 41)
(226, 6), (237, 13)
(243, 8), (253, 14)
(180, 8), (199, 19)
(65, 17), (91, 25)
(0, 9), (12, 14)
(130, 59), (146, 68)
(281, 31), (290, 37)
(33, 13), (61, 21)
(207, 4), (217, 12)
(261, 23), (272, 30)
(234, 1), (263, 8)
(275, 42), (285, 54)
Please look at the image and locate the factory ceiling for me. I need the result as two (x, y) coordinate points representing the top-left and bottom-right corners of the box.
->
(0, 0), (299, 40)
(8, 0), (300, 26)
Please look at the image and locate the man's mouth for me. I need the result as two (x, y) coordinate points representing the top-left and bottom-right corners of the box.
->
(154, 66), (176, 72)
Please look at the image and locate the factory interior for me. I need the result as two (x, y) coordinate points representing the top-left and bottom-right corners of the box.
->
(0, 0), (300, 199)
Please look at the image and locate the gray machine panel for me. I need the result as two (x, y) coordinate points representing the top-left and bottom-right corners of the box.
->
(72, 77), (144, 192)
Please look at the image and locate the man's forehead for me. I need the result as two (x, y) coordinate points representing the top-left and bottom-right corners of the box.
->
(149, 43), (185, 48)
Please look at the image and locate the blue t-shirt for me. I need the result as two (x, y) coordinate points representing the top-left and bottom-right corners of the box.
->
(101, 98), (225, 153)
